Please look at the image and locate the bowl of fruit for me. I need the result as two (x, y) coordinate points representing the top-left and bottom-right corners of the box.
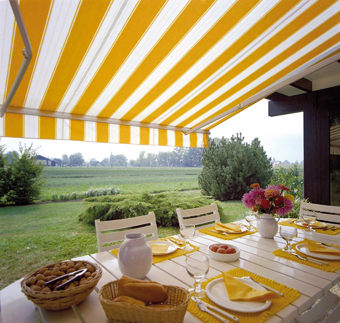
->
(208, 243), (240, 262)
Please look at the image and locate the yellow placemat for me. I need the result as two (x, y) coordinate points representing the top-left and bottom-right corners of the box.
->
(199, 224), (257, 240)
(111, 237), (199, 264)
(273, 238), (340, 272)
(187, 268), (300, 323)
(280, 219), (340, 235)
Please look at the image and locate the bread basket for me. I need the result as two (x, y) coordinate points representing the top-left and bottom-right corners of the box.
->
(98, 280), (190, 323)
(21, 260), (102, 311)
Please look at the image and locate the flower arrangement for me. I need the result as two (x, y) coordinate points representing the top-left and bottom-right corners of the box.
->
(242, 183), (295, 216)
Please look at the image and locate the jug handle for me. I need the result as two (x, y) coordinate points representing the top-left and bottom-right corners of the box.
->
(254, 213), (260, 220)
(276, 214), (281, 222)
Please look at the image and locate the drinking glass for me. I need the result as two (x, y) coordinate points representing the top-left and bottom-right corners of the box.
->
(180, 224), (196, 251)
(186, 253), (209, 298)
(279, 226), (297, 253)
(302, 214), (317, 232)
(244, 212), (256, 232)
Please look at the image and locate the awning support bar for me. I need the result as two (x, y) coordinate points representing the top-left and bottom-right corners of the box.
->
(0, 0), (32, 118)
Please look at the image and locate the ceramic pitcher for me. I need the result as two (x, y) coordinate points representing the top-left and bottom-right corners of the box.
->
(255, 213), (280, 239)
(118, 233), (152, 279)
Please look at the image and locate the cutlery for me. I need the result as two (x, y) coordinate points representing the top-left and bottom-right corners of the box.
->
(209, 229), (229, 236)
(168, 238), (184, 245)
(166, 239), (185, 250)
(331, 226), (340, 231)
(319, 242), (340, 250)
(241, 276), (284, 296)
(287, 219), (295, 224)
(192, 297), (238, 322)
(323, 225), (334, 231)
(44, 268), (87, 287)
(195, 299), (229, 322)
(293, 253), (328, 266)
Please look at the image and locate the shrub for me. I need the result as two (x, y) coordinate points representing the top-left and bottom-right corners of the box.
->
(198, 134), (273, 201)
(79, 191), (224, 227)
(270, 165), (304, 200)
(0, 143), (44, 206)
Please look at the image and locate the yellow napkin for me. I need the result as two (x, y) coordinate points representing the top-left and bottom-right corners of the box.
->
(222, 272), (281, 302)
(149, 243), (169, 255)
(216, 222), (242, 233)
(301, 221), (324, 229)
(305, 240), (340, 255)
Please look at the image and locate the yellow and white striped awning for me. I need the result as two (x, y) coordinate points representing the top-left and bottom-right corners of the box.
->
(1, 0), (340, 148)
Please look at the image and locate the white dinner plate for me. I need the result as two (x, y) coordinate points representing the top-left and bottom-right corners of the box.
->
(215, 226), (248, 234)
(147, 240), (177, 255)
(295, 243), (340, 260)
(206, 278), (271, 313)
(294, 219), (327, 229)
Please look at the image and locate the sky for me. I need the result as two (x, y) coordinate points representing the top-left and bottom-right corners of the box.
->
(0, 99), (304, 163)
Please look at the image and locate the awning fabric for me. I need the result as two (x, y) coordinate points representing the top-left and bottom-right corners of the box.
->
(1, 0), (340, 148)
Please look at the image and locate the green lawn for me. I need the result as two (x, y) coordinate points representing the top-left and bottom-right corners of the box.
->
(0, 197), (246, 290)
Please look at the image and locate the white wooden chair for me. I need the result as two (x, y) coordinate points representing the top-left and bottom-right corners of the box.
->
(176, 203), (220, 229)
(292, 284), (340, 323)
(95, 212), (158, 252)
(299, 201), (340, 225)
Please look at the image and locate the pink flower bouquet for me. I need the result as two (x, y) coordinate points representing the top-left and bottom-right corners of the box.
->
(242, 183), (295, 216)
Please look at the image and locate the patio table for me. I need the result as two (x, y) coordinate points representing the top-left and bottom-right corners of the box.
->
(1, 220), (340, 323)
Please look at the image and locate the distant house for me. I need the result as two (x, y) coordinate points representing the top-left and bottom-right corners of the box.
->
(36, 155), (57, 166)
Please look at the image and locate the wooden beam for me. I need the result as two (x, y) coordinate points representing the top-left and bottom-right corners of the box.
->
(265, 92), (287, 101)
(290, 78), (312, 92)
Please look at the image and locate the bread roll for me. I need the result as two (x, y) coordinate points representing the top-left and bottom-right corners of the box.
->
(113, 296), (145, 306)
(117, 276), (168, 303)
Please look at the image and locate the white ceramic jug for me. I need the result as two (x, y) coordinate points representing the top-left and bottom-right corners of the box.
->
(255, 213), (280, 239)
(118, 233), (152, 279)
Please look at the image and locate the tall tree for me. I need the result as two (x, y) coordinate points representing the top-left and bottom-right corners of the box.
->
(62, 154), (69, 166)
(69, 152), (85, 166)
(199, 134), (272, 201)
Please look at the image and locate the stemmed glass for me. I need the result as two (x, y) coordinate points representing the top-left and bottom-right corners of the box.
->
(302, 213), (317, 232)
(244, 212), (256, 232)
(180, 224), (196, 251)
(279, 226), (297, 253)
(186, 253), (209, 298)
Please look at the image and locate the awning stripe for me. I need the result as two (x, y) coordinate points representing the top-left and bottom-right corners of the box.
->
(0, 112), (208, 147)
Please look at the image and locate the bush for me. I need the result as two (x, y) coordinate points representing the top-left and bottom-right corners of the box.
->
(51, 187), (121, 201)
(79, 191), (224, 227)
(198, 134), (273, 201)
(270, 165), (304, 200)
(0, 144), (44, 206)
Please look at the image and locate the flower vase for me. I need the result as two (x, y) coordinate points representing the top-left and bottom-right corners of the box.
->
(118, 233), (152, 279)
(255, 213), (280, 239)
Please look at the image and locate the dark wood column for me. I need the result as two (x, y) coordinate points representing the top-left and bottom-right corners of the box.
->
(268, 85), (340, 205)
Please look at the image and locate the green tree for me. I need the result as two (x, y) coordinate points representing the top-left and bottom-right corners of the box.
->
(198, 134), (272, 201)
(1, 143), (44, 205)
(62, 154), (69, 166)
(69, 152), (85, 166)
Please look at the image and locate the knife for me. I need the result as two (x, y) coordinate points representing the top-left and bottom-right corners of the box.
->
(209, 229), (229, 236)
(192, 297), (238, 322)
(323, 225), (334, 231)
(293, 253), (328, 266)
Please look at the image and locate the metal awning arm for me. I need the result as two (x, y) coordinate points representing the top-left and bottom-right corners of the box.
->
(0, 0), (32, 118)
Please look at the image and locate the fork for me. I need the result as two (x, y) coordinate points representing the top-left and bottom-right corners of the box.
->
(241, 276), (284, 296)
(293, 253), (328, 265)
(209, 229), (229, 236)
(166, 239), (185, 249)
(320, 242), (340, 250)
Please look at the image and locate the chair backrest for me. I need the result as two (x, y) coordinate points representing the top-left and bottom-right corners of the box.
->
(299, 201), (340, 224)
(176, 203), (220, 229)
(95, 212), (158, 252)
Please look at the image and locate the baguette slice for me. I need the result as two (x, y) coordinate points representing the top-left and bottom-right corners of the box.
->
(113, 295), (145, 306)
(117, 276), (168, 303)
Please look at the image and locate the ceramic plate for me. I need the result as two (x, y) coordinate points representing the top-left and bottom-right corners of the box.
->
(215, 226), (248, 234)
(294, 219), (327, 229)
(148, 241), (177, 255)
(206, 278), (271, 313)
(295, 243), (340, 260)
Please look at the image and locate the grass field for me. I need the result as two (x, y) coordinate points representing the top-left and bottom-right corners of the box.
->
(39, 167), (202, 201)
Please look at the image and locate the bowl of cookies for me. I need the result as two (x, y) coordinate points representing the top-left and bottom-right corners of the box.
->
(99, 276), (190, 323)
(21, 260), (102, 311)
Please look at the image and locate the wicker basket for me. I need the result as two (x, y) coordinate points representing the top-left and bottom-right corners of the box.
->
(21, 260), (102, 311)
(98, 280), (190, 323)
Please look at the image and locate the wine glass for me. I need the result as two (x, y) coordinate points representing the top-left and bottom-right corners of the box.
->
(180, 224), (196, 251)
(302, 213), (317, 232)
(186, 253), (209, 298)
(244, 212), (256, 232)
(279, 226), (297, 253)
